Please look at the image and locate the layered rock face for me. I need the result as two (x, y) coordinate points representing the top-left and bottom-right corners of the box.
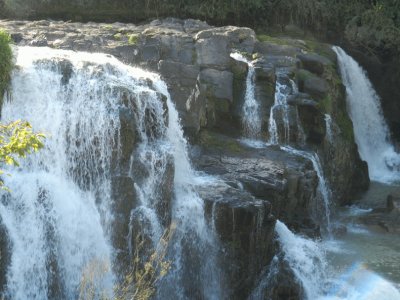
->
(0, 18), (369, 299)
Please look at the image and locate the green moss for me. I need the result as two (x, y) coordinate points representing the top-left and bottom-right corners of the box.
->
(199, 130), (245, 154)
(303, 40), (336, 61)
(102, 24), (114, 30)
(336, 111), (354, 142)
(127, 33), (139, 45)
(318, 95), (332, 114)
(295, 69), (314, 82)
(0, 29), (13, 103)
(214, 98), (230, 114)
(256, 34), (288, 46)
(113, 32), (123, 40)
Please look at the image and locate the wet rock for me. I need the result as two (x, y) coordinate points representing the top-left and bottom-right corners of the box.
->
(110, 176), (137, 252)
(0, 216), (11, 296)
(263, 256), (305, 300)
(358, 196), (400, 233)
(199, 181), (276, 299)
(387, 194), (400, 212)
(287, 93), (318, 107)
(297, 103), (326, 144)
(194, 131), (319, 228)
(117, 107), (137, 168)
(158, 60), (200, 131)
(198, 68), (234, 128)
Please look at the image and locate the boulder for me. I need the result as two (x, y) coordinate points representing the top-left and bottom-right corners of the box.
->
(303, 76), (328, 99)
(287, 93), (318, 108)
(195, 26), (256, 70)
(199, 181), (276, 299)
(297, 53), (332, 76)
(261, 256), (305, 300)
(198, 69), (234, 128)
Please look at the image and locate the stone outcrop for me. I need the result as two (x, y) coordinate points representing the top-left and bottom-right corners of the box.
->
(0, 18), (371, 299)
(358, 193), (400, 234)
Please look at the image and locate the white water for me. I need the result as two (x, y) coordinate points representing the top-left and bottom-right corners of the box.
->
(153, 80), (222, 299)
(271, 221), (400, 300)
(230, 53), (262, 139)
(269, 77), (304, 145)
(0, 46), (220, 299)
(333, 46), (400, 183)
(281, 146), (332, 232)
(325, 114), (334, 144)
(276, 221), (328, 299)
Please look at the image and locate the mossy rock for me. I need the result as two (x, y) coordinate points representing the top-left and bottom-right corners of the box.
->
(127, 33), (139, 45)
(199, 130), (246, 155)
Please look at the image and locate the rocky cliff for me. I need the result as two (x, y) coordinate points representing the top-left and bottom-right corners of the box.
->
(0, 18), (369, 298)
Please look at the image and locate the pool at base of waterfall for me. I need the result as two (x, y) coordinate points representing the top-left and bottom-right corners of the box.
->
(321, 182), (400, 300)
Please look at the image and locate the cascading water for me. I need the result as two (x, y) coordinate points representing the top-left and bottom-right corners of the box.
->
(275, 221), (328, 299)
(152, 81), (223, 300)
(281, 146), (332, 233)
(333, 46), (400, 183)
(324, 114), (334, 144)
(0, 46), (221, 299)
(269, 75), (304, 145)
(269, 79), (291, 144)
(230, 53), (262, 139)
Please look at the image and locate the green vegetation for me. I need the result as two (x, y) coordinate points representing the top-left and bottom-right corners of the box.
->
(127, 34), (139, 45)
(79, 224), (175, 300)
(0, 120), (45, 189)
(0, 30), (13, 104)
(113, 32), (122, 40)
(0, 29), (45, 189)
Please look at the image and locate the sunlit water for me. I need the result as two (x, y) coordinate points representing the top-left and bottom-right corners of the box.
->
(0, 46), (221, 299)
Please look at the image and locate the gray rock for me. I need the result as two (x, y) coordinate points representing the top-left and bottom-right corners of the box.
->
(255, 41), (301, 57)
(199, 69), (233, 102)
(298, 53), (332, 75)
(199, 181), (276, 299)
(195, 35), (230, 70)
(303, 76), (329, 99)
(287, 93), (318, 107)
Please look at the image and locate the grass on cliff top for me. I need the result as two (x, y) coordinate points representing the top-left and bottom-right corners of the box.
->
(0, 29), (13, 101)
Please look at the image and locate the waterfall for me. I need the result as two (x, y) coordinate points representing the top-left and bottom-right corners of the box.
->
(269, 76), (303, 145)
(275, 221), (328, 299)
(281, 146), (332, 232)
(152, 81), (222, 300)
(230, 53), (261, 139)
(0, 46), (221, 299)
(269, 79), (291, 144)
(324, 114), (334, 144)
(333, 46), (400, 183)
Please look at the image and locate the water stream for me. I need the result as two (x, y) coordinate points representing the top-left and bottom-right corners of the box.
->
(0, 46), (221, 300)
(230, 52), (262, 139)
(333, 46), (400, 183)
(1, 43), (400, 300)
